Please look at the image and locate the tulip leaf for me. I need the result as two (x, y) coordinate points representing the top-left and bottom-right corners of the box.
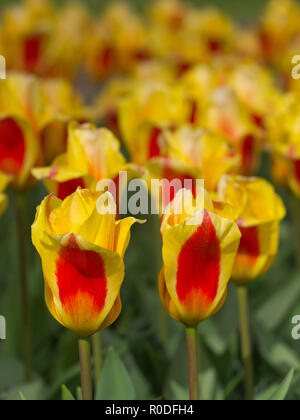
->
(170, 381), (188, 400)
(270, 369), (294, 401)
(1, 380), (46, 401)
(255, 274), (300, 331)
(95, 347), (136, 400)
(61, 385), (76, 401)
(76, 387), (82, 401)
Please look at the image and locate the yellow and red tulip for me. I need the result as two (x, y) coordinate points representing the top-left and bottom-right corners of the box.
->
(0, 172), (11, 217)
(31, 188), (143, 337)
(164, 126), (240, 192)
(144, 157), (201, 213)
(159, 188), (241, 326)
(259, 0), (300, 62)
(1, 0), (54, 74)
(118, 82), (188, 162)
(32, 122), (127, 200)
(217, 175), (286, 284)
(268, 93), (300, 195)
(203, 87), (262, 176)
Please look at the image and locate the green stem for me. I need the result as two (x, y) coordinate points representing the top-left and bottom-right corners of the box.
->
(16, 194), (32, 383)
(92, 332), (103, 388)
(78, 338), (93, 401)
(185, 326), (199, 400)
(237, 285), (254, 401)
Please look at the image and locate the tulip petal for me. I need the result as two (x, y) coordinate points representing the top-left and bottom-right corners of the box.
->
(162, 209), (241, 325)
(40, 232), (124, 337)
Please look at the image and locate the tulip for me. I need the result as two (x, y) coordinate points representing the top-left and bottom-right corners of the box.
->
(0, 172), (11, 216)
(144, 157), (201, 213)
(218, 175), (286, 283)
(203, 87), (262, 176)
(1, 0), (53, 74)
(40, 78), (88, 164)
(32, 189), (143, 399)
(32, 122), (128, 200)
(164, 126), (240, 192)
(118, 82), (188, 163)
(217, 175), (286, 400)
(0, 73), (87, 189)
(259, 0), (300, 62)
(159, 189), (241, 399)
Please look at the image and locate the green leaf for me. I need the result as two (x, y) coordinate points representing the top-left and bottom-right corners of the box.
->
(76, 387), (82, 401)
(199, 369), (217, 401)
(270, 369), (295, 401)
(1, 380), (46, 401)
(255, 274), (300, 331)
(170, 381), (188, 400)
(95, 347), (135, 400)
(61, 385), (75, 401)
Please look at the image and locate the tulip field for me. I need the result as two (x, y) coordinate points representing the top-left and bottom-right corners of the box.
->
(1, 0), (300, 403)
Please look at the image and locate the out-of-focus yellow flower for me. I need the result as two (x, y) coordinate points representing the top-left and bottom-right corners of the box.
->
(32, 188), (142, 337)
(46, 2), (90, 79)
(260, 0), (300, 61)
(0, 73), (43, 189)
(185, 7), (236, 56)
(1, 0), (54, 74)
(32, 122), (127, 200)
(203, 87), (262, 175)
(144, 157), (201, 213)
(85, 3), (149, 79)
(180, 65), (219, 125)
(218, 175), (286, 284)
(159, 188), (241, 326)
(0, 72), (87, 188)
(164, 126), (240, 192)
(149, 0), (187, 31)
(229, 62), (281, 134)
(92, 77), (133, 136)
(118, 82), (188, 162)
(0, 172), (11, 216)
(40, 78), (88, 163)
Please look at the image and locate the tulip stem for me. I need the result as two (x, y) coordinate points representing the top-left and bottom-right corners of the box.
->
(237, 285), (254, 401)
(16, 193), (32, 383)
(92, 332), (103, 388)
(185, 326), (199, 400)
(78, 337), (93, 401)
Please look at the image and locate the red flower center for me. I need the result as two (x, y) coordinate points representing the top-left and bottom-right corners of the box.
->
(0, 118), (26, 176)
(176, 210), (220, 310)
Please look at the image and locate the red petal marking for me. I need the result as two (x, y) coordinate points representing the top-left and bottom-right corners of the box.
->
(57, 178), (86, 200)
(237, 225), (260, 265)
(208, 39), (222, 53)
(241, 134), (256, 175)
(162, 160), (196, 207)
(56, 235), (107, 316)
(97, 46), (117, 76)
(252, 113), (265, 130)
(23, 34), (43, 72)
(294, 160), (300, 186)
(148, 127), (162, 159)
(0, 118), (25, 176)
(106, 108), (120, 136)
(176, 210), (220, 309)
(177, 61), (191, 78)
(259, 30), (272, 58)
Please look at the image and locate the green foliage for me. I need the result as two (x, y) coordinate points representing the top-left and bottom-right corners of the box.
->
(95, 347), (135, 400)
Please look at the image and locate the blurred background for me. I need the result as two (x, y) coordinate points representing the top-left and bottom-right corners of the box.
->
(0, 0), (299, 401)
